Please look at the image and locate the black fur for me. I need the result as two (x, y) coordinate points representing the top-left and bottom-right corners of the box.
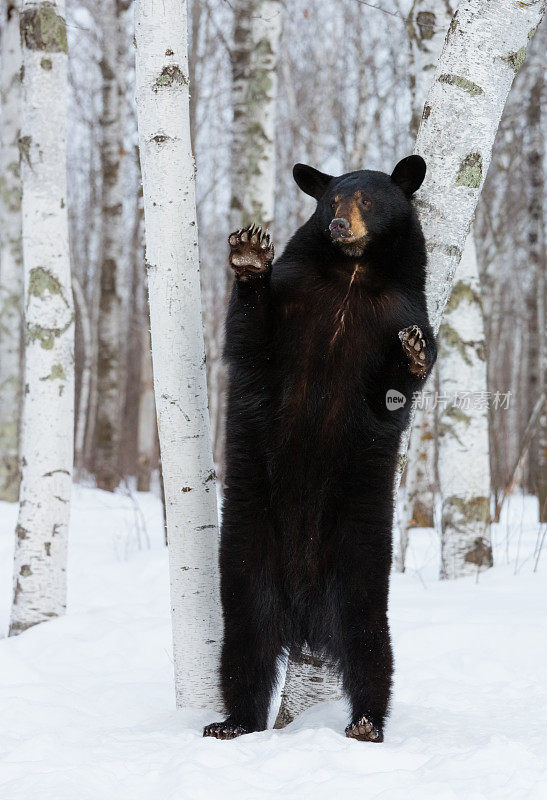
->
(205, 157), (437, 741)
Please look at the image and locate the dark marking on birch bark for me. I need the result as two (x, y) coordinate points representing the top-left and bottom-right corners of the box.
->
(20, 4), (68, 53)
(455, 153), (482, 188)
(153, 65), (188, 92)
(27, 315), (74, 350)
(40, 57), (52, 70)
(438, 74), (483, 96)
(44, 541), (51, 556)
(150, 133), (171, 144)
(416, 11), (436, 40)
(16, 524), (29, 541)
(446, 279), (481, 311)
(13, 579), (23, 604)
(29, 267), (65, 301)
(464, 537), (493, 568)
(18, 135), (32, 167)
(20, 564), (32, 577)
(43, 468), (70, 477)
(503, 46), (527, 73)
(181, 486), (192, 492)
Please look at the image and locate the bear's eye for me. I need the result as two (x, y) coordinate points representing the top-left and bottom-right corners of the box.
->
(359, 195), (372, 211)
(330, 197), (338, 210)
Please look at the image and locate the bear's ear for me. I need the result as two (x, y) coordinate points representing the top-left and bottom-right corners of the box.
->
(293, 163), (334, 200)
(391, 155), (426, 198)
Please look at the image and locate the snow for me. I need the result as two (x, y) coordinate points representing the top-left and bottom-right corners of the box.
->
(0, 486), (546, 800)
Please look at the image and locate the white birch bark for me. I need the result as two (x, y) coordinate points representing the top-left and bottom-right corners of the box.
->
(438, 232), (492, 579)
(396, 0), (453, 570)
(9, 0), (74, 636)
(0, 0), (23, 502)
(94, 0), (125, 492)
(135, 0), (223, 709)
(229, 0), (281, 232)
(414, 0), (546, 334)
(274, 647), (342, 729)
(407, 0), (455, 138)
(396, 402), (436, 571)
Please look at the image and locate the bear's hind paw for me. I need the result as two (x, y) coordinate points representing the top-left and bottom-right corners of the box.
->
(203, 720), (248, 740)
(345, 716), (383, 743)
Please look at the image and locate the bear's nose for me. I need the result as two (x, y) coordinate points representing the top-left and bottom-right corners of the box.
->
(329, 218), (351, 239)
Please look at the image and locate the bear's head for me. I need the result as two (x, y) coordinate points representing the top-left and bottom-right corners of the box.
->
(293, 156), (426, 258)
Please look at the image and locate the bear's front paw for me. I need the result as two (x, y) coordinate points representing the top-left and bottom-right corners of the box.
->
(203, 720), (248, 740)
(345, 715), (383, 743)
(228, 225), (274, 281)
(399, 325), (428, 377)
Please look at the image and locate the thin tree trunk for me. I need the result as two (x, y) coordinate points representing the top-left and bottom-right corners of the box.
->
(136, 325), (157, 492)
(135, 0), (223, 708)
(94, 0), (126, 492)
(214, 0), (283, 481)
(0, 0), (23, 502)
(72, 274), (92, 475)
(10, 0), (74, 636)
(133, 174), (157, 492)
(438, 232), (492, 579)
(396, 0), (453, 571)
(396, 401), (436, 572)
(229, 0), (281, 233)
(523, 53), (545, 497)
(406, 0), (455, 138)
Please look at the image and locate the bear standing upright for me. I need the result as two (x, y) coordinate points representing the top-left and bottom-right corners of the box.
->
(204, 155), (437, 743)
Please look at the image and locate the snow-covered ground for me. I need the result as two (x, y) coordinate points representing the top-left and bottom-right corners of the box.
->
(0, 486), (546, 800)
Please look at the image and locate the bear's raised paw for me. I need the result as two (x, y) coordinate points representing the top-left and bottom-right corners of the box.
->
(399, 324), (428, 377)
(228, 225), (274, 280)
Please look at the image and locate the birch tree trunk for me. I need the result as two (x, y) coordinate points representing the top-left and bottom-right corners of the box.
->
(229, 0), (282, 233)
(135, 0), (223, 709)
(438, 232), (492, 578)
(0, 0), (23, 502)
(93, 0), (126, 492)
(396, 0), (453, 570)
(214, 0), (283, 480)
(72, 274), (92, 474)
(414, 0), (546, 334)
(9, 0), (74, 636)
(396, 403), (436, 571)
(407, 0), (455, 138)
(522, 50), (545, 499)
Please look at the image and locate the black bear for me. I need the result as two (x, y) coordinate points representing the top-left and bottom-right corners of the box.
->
(203, 156), (436, 743)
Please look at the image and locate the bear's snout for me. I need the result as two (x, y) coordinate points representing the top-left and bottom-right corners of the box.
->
(329, 217), (351, 240)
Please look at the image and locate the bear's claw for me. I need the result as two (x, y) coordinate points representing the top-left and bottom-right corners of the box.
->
(345, 716), (383, 743)
(203, 721), (248, 740)
(399, 324), (428, 377)
(228, 225), (274, 279)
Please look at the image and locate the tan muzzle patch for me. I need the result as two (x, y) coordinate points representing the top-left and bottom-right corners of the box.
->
(332, 195), (368, 241)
